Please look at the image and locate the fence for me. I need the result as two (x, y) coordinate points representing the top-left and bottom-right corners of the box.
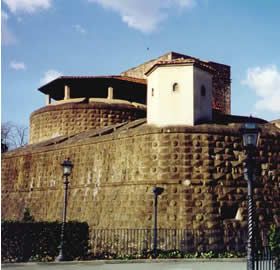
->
(254, 246), (276, 270)
(90, 228), (248, 256)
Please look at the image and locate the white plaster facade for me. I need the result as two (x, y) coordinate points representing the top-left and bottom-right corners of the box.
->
(146, 64), (213, 126)
(193, 67), (213, 124)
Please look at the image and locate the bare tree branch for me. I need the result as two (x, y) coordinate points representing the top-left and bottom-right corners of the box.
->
(1, 122), (28, 152)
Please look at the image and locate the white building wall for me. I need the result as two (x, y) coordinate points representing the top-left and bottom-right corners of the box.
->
(193, 67), (213, 124)
(147, 65), (195, 126)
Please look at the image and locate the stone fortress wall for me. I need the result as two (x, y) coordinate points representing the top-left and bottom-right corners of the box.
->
(30, 99), (146, 144)
(2, 51), (280, 252)
(2, 122), (279, 243)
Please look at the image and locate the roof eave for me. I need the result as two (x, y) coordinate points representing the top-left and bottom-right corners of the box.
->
(145, 61), (214, 76)
(38, 77), (63, 93)
(38, 75), (147, 94)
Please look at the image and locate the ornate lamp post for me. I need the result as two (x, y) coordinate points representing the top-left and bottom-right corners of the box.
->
(240, 123), (260, 270)
(56, 158), (73, 262)
(152, 186), (164, 258)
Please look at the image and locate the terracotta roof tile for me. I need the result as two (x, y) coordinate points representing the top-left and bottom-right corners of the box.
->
(115, 76), (147, 84)
(145, 58), (215, 75)
(39, 75), (146, 90)
(56, 75), (147, 84)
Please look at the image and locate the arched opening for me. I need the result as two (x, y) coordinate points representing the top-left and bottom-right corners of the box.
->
(172, 83), (179, 92)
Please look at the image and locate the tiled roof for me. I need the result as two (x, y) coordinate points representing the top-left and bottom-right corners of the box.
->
(57, 75), (146, 84)
(114, 76), (147, 84)
(38, 75), (146, 91)
(38, 75), (147, 101)
(145, 58), (215, 75)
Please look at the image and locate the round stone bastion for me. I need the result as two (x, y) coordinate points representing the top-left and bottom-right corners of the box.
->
(29, 98), (146, 144)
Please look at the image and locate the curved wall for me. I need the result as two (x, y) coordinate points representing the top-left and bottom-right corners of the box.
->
(2, 124), (279, 231)
(30, 100), (146, 144)
(2, 123), (279, 252)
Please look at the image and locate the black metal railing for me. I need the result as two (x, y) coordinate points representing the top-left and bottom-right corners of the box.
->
(90, 228), (248, 256)
(90, 228), (277, 268)
(254, 246), (276, 270)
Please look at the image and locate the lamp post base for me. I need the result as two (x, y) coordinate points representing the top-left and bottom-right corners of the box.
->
(55, 250), (65, 262)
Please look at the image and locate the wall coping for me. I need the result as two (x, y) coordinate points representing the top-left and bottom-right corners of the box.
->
(2, 120), (279, 159)
(30, 100), (146, 118)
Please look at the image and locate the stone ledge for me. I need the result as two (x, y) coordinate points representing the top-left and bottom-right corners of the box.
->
(30, 100), (146, 118)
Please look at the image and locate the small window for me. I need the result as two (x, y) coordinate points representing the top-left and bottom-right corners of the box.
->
(172, 83), (179, 92)
(201, 85), (206, 97)
(151, 88), (154, 96)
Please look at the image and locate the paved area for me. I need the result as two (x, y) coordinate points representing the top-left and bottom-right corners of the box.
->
(2, 259), (246, 270)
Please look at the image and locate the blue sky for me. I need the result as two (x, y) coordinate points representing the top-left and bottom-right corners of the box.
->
(2, 0), (280, 127)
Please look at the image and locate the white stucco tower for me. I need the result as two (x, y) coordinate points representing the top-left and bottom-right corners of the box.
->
(145, 59), (213, 126)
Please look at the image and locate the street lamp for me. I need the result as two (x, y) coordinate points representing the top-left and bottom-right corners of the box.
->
(240, 122), (260, 270)
(152, 186), (164, 258)
(56, 158), (73, 262)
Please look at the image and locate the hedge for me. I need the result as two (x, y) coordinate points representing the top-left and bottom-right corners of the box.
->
(1, 220), (90, 262)
(269, 225), (280, 269)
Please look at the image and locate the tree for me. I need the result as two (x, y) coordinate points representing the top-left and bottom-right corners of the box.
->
(1, 122), (28, 152)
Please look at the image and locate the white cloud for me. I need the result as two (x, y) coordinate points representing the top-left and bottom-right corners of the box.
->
(88, 0), (196, 33)
(10, 61), (26, 70)
(242, 65), (280, 113)
(73, 24), (87, 34)
(1, 10), (9, 20)
(40, 70), (63, 85)
(172, 0), (196, 8)
(3, 0), (52, 14)
(1, 11), (17, 45)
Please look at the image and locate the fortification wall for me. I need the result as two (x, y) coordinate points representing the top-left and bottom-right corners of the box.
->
(2, 124), (279, 237)
(29, 101), (146, 144)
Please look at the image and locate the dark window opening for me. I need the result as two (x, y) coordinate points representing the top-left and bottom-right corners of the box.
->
(151, 88), (154, 96)
(201, 85), (206, 97)
(220, 204), (238, 220)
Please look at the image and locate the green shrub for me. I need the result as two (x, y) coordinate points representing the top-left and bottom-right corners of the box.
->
(86, 249), (245, 260)
(1, 220), (89, 262)
(269, 224), (280, 269)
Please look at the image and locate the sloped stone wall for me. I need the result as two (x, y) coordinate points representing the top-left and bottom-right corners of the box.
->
(2, 123), (279, 250)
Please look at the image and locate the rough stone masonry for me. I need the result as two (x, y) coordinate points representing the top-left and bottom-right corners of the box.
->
(1, 52), (280, 252)
(2, 120), (280, 250)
